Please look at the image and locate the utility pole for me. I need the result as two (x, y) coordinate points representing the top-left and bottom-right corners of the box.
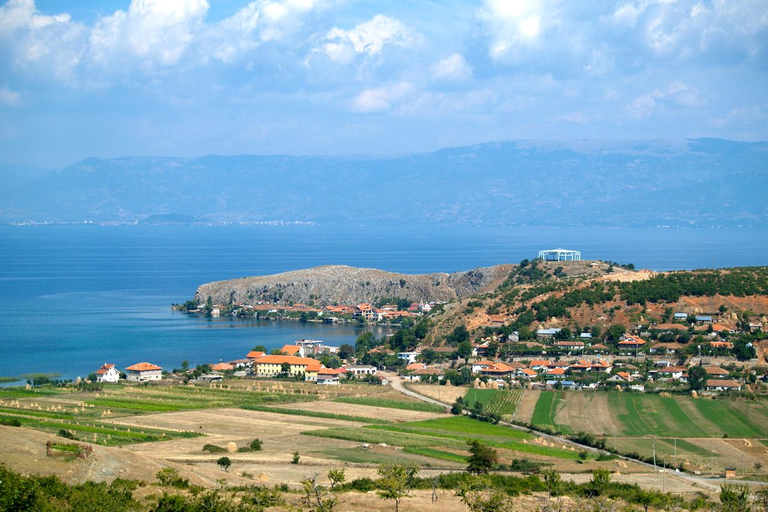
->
(653, 443), (657, 471)
(711, 450), (714, 475)
(674, 438), (677, 468)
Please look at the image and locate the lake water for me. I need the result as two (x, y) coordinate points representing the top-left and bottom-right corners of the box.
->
(1, 225), (766, 382)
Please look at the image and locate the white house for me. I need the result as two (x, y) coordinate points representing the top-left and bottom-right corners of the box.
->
(397, 351), (420, 364)
(125, 362), (162, 382)
(94, 363), (120, 383)
(345, 365), (377, 376)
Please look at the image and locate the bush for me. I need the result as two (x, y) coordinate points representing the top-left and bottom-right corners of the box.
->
(249, 438), (262, 451)
(57, 429), (76, 440)
(155, 468), (189, 489)
(0, 418), (21, 427)
(202, 444), (226, 453)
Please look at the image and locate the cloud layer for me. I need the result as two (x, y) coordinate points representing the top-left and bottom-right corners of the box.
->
(0, 0), (766, 165)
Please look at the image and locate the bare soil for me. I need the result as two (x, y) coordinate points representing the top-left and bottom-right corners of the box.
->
(405, 384), (466, 405)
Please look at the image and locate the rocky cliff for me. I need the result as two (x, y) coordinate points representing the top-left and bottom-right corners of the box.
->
(194, 265), (514, 306)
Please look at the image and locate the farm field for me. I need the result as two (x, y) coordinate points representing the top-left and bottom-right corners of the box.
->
(517, 389), (768, 475)
(463, 388), (523, 418)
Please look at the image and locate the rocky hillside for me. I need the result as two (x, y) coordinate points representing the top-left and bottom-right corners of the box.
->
(194, 264), (514, 306)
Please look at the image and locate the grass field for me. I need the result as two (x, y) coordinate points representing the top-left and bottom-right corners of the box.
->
(333, 396), (445, 413)
(463, 388), (524, 417)
(305, 416), (586, 462)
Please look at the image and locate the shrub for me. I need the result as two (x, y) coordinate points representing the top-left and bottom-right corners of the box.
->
(202, 444), (226, 453)
(57, 429), (76, 440)
(249, 438), (262, 451)
(0, 418), (21, 427)
(155, 468), (189, 489)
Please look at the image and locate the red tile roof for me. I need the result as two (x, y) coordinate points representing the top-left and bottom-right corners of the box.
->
(246, 350), (265, 359)
(95, 363), (115, 375)
(255, 355), (320, 365)
(126, 362), (162, 372)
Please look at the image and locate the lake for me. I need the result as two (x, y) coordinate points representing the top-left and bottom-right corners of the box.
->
(1, 224), (766, 382)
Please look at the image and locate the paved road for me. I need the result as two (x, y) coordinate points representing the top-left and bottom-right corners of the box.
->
(380, 372), (451, 411)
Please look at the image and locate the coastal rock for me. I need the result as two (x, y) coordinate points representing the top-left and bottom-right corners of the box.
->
(194, 264), (513, 307)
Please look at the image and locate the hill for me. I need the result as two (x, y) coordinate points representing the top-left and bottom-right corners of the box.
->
(194, 264), (513, 307)
(2, 138), (767, 227)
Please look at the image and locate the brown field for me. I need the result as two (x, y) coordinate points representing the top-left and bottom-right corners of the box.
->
(269, 400), (444, 422)
(405, 384), (466, 405)
(514, 389), (540, 423)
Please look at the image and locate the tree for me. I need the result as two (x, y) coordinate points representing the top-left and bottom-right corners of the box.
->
(180, 360), (189, 371)
(292, 451), (300, 464)
(456, 340), (473, 364)
(542, 469), (562, 497)
(486, 340), (499, 359)
(688, 365), (707, 391)
(302, 473), (338, 512)
(205, 296), (213, 315)
(466, 440), (498, 474)
(720, 484), (751, 512)
(605, 324), (625, 343)
(451, 397), (465, 415)
(249, 438), (262, 451)
(216, 456), (231, 472)
(327, 468), (346, 490)
(377, 464), (416, 512)
(337, 344), (355, 361)
(586, 469), (611, 497)
(456, 476), (509, 512)
(280, 362), (291, 377)
(449, 325), (470, 345)
(252, 344), (267, 353)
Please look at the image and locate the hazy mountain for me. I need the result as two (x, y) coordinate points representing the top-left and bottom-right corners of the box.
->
(1, 138), (766, 227)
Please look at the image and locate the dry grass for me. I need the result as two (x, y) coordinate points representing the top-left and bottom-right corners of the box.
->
(406, 384), (466, 405)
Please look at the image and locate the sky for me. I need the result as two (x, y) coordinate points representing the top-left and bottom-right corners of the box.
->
(0, 0), (766, 168)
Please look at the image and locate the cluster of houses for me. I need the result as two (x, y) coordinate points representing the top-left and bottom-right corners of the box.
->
(92, 340), (378, 386)
(204, 300), (435, 322)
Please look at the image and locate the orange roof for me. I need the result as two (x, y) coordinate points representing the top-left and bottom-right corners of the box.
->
(255, 355), (320, 366)
(211, 362), (234, 371)
(619, 336), (646, 346)
(95, 363), (115, 375)
(406, 363), (426, 371)
(706, 379), (741, 388)
(616, 372), (632, 381)
(126, 362), (162, 371)
(280, 345), (301, 355)
(521, 369), (538, 376)
(546, 368), (567, 375)
(246, 350), (265, 359)
(474, 360), (495, 366)
(305, 363), (324, 372)
(529, 360), (550, 367)
(709, 341), (733, 348)
(711, 324), (728, 332)
(704, 366), (729, 376)
(318, 367), (346, 376)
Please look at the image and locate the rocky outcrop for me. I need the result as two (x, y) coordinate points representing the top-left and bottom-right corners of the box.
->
(194, 265), (514, 306)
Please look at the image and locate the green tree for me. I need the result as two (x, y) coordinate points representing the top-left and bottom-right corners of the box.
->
(280, 362), (291, 377)
(180, 360), (189, 371)
(688, 365), (708, 391)
(542, 469), (562, 497)
(720, 484), (751, 512)
(486, 340), (499, 359)
(605, 324), (626, 343)
(467, 440), (498, 474)
(249, 438), (262, 451)
(252, 344), (267, 353)
(450, 325), (470, 345)
(216, 456), (231, 472)
(302, 473), (338, 512)
(328, 468), (346, 490)
(377, 464), (416, 512)
(586, 469), (611, 497)
(292, 451), (301, 464)
(456, 340), (473, 364)
(456, 476), (509, 512)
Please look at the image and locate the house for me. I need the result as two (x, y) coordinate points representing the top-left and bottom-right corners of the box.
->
(471, 360), (497, 374)
(657, 365), (687, 381)
(246, 350), (265, 361)
(705, 379), (742, 392)
(197, 374), (223, 383)
(590, 360), (613, 373)
(568, 360), (593, 373)
(345, 365), (377, 376)
(545, 367), (567, 378)
(528, 360), (551, 371)
(704, 366), (730, 377)
(479, 362), (515, 378)
(554, 341), (585, 351)
(94, 363), (120, 383)
(407, 367), (443, 381)
(708, 341), (734, 349)
(253, 356), (321, 377)
(674, 312), (688, 320)
(397, 352), (420, 364)
(405, 362), (427, 372)
(125, 362), (162, 382)
(317, 368), (345, 385)
(589, 343), (609, 354)
(618, 335), (647, 349)
(518, 368), (538, 379)
(210, 362), (235, 372)
(355, 303), (376, 321)
(537, 328), (561, 339)
(279, 344), (305, 357)
(650, 342), (683, 354)
(695, 316), (713, 323)
(607, 372), (633, 383)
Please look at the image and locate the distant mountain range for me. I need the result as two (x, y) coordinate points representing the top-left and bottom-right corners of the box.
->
(1, 138), (766, 227)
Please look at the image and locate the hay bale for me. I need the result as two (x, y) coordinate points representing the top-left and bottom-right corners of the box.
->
(258, 473), (269, 482)
(226, 442), (238, 453)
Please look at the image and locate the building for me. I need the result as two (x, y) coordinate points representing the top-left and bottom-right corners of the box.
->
(253, 355), (321, 377)
(706, 379), (742, 392)
(538, 248), (581, 261)
(279, 344), (305, 357)
(397, 351), (420, 364)
(246, 350), (265, 361)
(345, 365), (377, 376)
(125, 362), (162, 382)
(94, 363), (120, 383)
(317, 368), (345, 385)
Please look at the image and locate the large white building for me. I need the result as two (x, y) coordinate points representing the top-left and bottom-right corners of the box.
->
(125, 362), (162, 382)
(538, 248), (581, 261)
(94, 363), (120, 383)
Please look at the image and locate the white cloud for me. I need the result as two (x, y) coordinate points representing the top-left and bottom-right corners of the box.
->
(478, 0), (553, 61)
(0, 87), (21, 106)
(352, 82), (413, 113)
(205, 0), (329, 63)
(320, 14), (414, 64)
(625, 80), (700, 119)
(430, 54), (472, 81)
(89, 0), (209, 67)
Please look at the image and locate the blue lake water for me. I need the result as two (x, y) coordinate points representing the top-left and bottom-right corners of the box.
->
(1, 225), (766, 382)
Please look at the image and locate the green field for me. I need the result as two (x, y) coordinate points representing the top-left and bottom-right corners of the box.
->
(304, 416), (586, 462)
(333, 396), (445, 413)
(529, 391), (768, 438)
(463, 388), (523, 417)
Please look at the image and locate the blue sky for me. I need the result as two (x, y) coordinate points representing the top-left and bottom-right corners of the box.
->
(0, 0), (766, 167)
